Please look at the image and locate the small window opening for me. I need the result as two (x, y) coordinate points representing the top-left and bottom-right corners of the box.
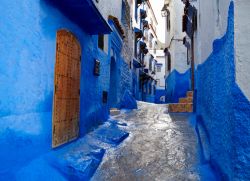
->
(98, 34), (104, 50)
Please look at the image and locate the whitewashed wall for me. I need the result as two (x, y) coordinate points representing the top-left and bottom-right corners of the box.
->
(166, 0), (188, 74)
(155, 50), (166, 89)
(94, 0), (122, 21)
(193, 0), (230, 65)
(192, 0), (250, 99)
(172, 0), (188, 74)
(235, 0), (250, 100)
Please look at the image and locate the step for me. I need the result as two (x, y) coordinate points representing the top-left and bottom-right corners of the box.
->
(168, 103), (193, 113)
(179, 97), (193, 103)
(186, 91), (194, 98)
(110, 108), (120, 116)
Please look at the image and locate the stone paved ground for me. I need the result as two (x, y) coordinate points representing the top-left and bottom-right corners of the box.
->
(92, 102), (217, 181)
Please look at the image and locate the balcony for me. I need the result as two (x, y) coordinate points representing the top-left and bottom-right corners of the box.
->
(134, 27), (143, 39)
(142, 20), (149, 29)
(133, 59), (143, 68)
(137, 0), (148, 7)
(143, 48), (149, 54)
(139, 41), (147, 50)
(140, 9), (147, 19)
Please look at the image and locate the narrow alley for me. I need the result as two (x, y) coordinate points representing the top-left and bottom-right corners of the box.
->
(92, 102), (216, 181)
(0, 0), (250, 180)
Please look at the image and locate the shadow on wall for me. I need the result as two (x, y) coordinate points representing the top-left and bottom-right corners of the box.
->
(195, 2), (250, 180)
(165, 69), (191, 103)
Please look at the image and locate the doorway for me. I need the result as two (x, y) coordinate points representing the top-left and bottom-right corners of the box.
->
(109, 56), (118, 108)
(52, 29), (81, 148)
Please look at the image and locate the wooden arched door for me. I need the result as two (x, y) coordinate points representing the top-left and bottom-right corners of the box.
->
(52, 30), (81, 148)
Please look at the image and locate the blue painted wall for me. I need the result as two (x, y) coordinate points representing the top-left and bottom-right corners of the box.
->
(108, 20), (133, 108)
(165, 69), (191, 103)
(120, 59), (133, 103)
(0, 0), (115, 178)
(145, 95), (155, 103)
(155, 89), (166, 104)
(195, 2), (250, 180)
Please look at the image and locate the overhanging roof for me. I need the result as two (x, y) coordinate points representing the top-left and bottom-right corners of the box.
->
(47, 0), (112, 34)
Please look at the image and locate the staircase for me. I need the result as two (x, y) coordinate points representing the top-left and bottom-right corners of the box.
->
(168, 91), (193, 113)
(110, 108), (121, 116)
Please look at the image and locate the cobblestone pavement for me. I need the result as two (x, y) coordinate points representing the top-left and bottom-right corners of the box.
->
(92, 102), (216, 181)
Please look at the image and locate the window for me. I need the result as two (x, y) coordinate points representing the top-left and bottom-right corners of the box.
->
(102, 91), (108, 103)
(167, 54), (171, 71)
(134, 34), (137, 58)
(149, 34), (153, 48)
(149, 57), (152, 71)
(153, 42), (157, 54)
(144, 28), (148, 41)
(167, 11), (170, 32)
(98, 34), (104, 50)
(157, 65), (162, 72)
(156, 79), (160, 86)
(135, 0), (138, 22)
(149, 83), (151, 94)
(122, 0), (131, 28)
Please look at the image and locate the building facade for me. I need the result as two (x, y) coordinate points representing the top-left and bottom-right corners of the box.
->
(154, 50), (166, 104)
(165, 0), (250, 179)
(162, 0), (189, 103)
(131, 0), (162, 103)
(0, 0), (135, 178)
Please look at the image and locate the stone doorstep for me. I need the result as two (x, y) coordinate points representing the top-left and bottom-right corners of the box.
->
(110, 108), (121, 116)
(179, 97), (193, 103)
(168, 103), (193, 113)
(186, 91), (194, 98)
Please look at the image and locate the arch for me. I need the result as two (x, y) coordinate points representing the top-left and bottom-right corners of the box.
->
(109, 56), (118, 108)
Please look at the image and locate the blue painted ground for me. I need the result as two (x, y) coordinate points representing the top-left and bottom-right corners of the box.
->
(0, 117), (129, 181)
(92, 102), (219, 180)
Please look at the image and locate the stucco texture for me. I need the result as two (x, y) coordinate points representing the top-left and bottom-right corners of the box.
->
(196, 2), (250, 180)
(0, 0), (116, 178)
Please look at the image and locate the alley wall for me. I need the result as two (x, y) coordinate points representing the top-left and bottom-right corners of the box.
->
(0, 0), (115, 177)
(235, 0), (250, 100)
(193, 0), (250, 180)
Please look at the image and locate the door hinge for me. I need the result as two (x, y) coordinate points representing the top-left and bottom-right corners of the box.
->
(78, 89), (80, 95)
